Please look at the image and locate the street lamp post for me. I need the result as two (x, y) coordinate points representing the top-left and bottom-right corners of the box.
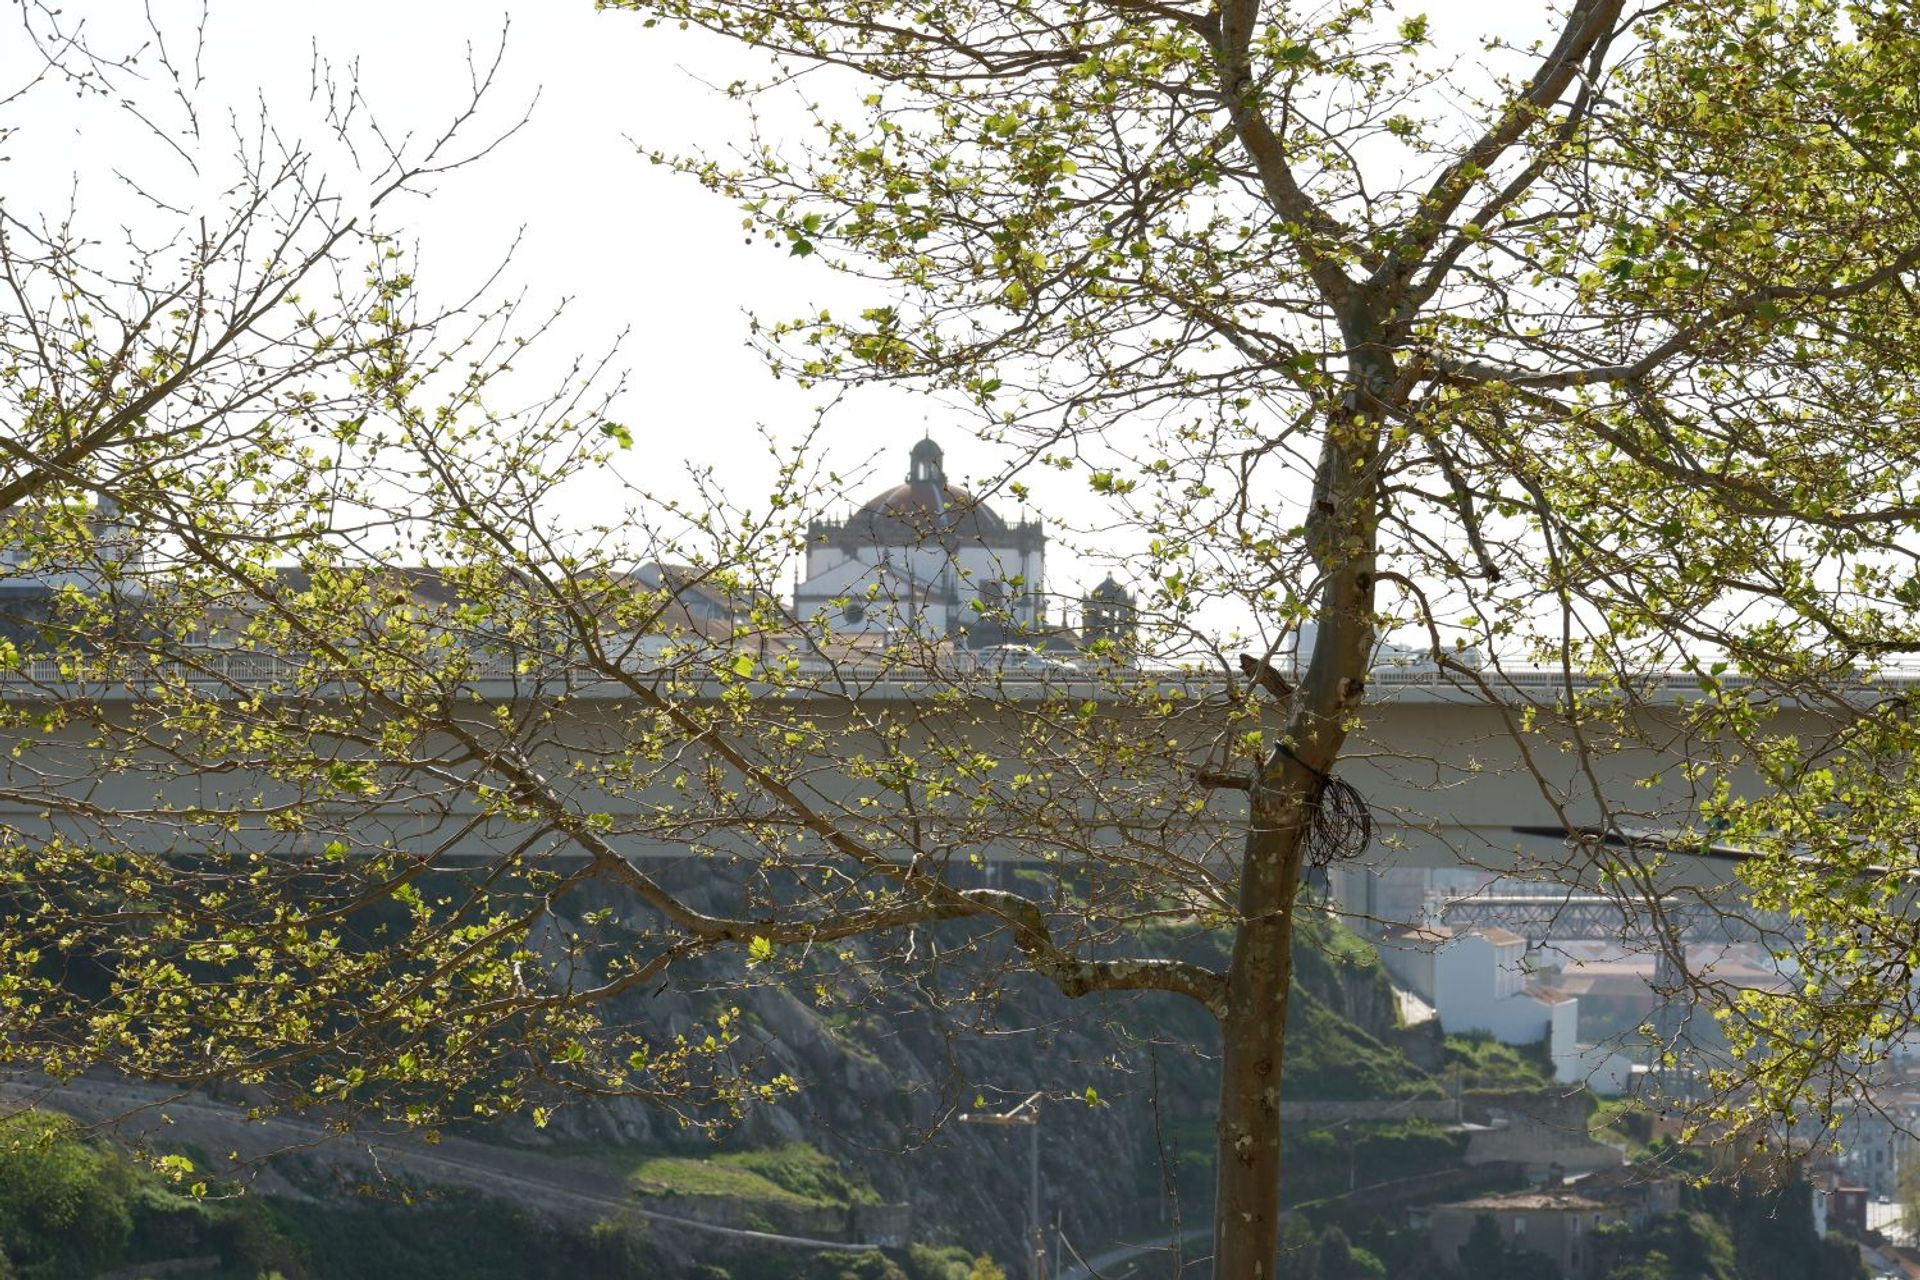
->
(959, 1091), (1046, 1280)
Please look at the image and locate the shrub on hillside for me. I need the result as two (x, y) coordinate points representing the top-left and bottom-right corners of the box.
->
(0, 1110), (133, 1280)
(801, 1252), (909, 1280)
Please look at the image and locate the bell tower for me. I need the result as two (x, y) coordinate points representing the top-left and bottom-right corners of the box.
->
(1082, 575), (1136, 648)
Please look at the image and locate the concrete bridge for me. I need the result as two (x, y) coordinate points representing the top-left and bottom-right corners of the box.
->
(1434, 891), (1765, 944)
(0, 649), (1901, 929)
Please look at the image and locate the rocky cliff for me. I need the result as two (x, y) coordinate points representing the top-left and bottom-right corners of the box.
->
(506, 873), (1436, 1264)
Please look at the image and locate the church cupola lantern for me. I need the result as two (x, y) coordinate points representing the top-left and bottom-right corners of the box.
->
(909, 437), (944, 484)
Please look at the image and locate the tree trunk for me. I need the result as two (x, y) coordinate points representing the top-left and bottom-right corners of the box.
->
(1211, 803), (1309, 1277)
(1212, 348), (1385, 1273)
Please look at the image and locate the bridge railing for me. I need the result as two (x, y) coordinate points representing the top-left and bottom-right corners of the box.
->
(2, 646), (1916, 700)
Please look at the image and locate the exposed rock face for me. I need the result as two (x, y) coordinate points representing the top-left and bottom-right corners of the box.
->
(1303, 946), (1400, 1038)
(517, 875), (1430, 1260)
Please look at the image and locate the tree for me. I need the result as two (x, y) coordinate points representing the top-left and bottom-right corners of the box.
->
(0, 1111), (134, 1280)
(1594, 1212), (1737, 1280)
(587, 0), (1920, 1263)
(6, 1), (1920, 1274)
(803, 1253), (911, 1280)
(1311, 1225), (1384, 1280)
(1454, 1215), (1560, 1280)
(0, 5), (537, 530)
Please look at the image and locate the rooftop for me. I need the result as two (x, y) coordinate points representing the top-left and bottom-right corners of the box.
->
(1465, 926), (1527, 947)
(816, 438), (1036, 546)
(1435, 1191), (1610, 1213)
(1382, 925), (1454, 945)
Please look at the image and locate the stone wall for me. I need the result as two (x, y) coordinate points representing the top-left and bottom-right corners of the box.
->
(850, 1203), (914, 1247)
(1279, 1098), (1463, 1124)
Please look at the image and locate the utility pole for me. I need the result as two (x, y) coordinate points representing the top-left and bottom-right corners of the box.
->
(959, 1091), (1045, 1280)
(1331, 1118), (1357, 1194)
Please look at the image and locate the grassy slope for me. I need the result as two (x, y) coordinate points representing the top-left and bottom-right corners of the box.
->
(630, 1142), (878, 1207)
(1285, 912), (1443, 1101)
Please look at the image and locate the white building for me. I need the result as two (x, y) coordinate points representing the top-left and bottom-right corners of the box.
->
(1432, 927), (1593, 1090)
(794, 438), (1046, 645)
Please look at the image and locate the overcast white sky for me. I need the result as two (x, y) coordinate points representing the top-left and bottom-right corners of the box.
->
(2, 0), (1542, 607)
(4, 2), (953, 560)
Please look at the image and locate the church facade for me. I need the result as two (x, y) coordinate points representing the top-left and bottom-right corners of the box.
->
(794, 438), (1047, 646)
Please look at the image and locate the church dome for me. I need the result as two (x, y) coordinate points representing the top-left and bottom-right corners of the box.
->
(849, 438), (1009, 542)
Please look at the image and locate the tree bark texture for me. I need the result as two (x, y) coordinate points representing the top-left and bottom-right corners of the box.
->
(1210, 792), (1309, 1277)
(1212, 354), (1383, 1273)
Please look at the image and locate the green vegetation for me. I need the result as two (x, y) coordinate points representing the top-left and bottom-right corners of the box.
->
(796, 1255), (908, 1280)
(1138, 914), (1467, 1219)
(1590, 1098), (1656, 1155)
(714, 1249), (1003, 1280)
(1158, 1116), (1221, 1203)
(1184, 1109), (1491, 1214)
(1284, 992), (1443, 1101)
(1441, 1034), (1556, 1091)
(630, 1142), (877, 1207)
(1274, 1219), (1389, 1280)
(901, 1245), (1003, 1280)
(1292, 913), (1385, 976)
(1593, 1212), (1739, 1280)
(0, 1110), (133, 1279)
(0, 1109), (1016, 1280)
(1285, 914), (1442, 1101)
(0, 1108), (675, 1280)
(251, 1196), (662, 1280)
(1448, 1214), (1559, 1280)
(1128, 912), (1447, 1207)
(1288, 1119), (1469, 1202)
(1699, 1181), (1865, 1280)
(10, 0), (1920, 1269)
(1592, 1183), (1864, 1280)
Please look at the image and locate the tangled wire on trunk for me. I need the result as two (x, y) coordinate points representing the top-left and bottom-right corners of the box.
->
(1301, 771), (1373, 870)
